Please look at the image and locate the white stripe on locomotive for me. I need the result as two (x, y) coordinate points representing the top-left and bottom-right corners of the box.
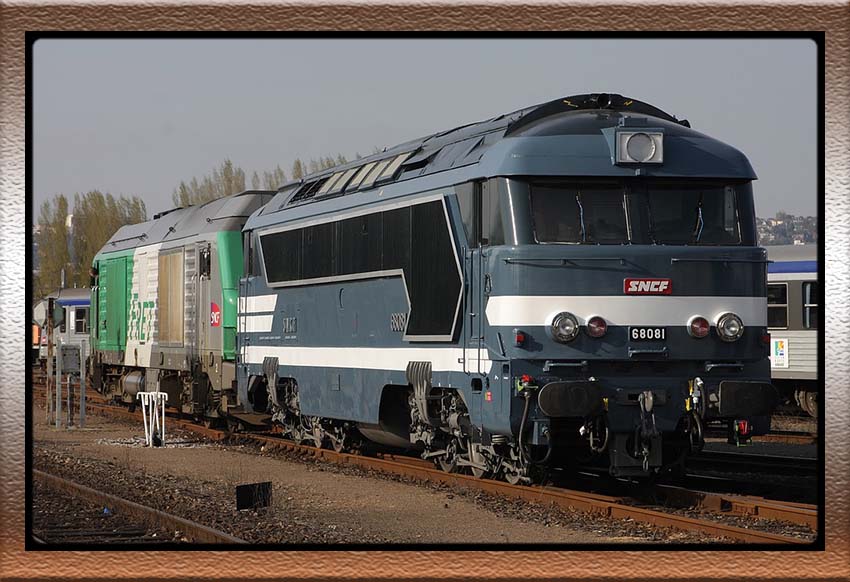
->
(243, 345), (492, 374)
(485, 295), (768, 327)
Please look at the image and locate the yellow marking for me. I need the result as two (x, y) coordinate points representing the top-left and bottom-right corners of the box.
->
(624, 100), (633, 106)
(563, 99), (579, 108)
(602, 397), (609, 411)
(685, 397), (691, 411)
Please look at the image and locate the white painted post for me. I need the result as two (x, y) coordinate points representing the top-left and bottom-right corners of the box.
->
(161, 392), (166, 445)
(54, 344), (62, 429)
(138, 392), (150, 445)
(137, 392), (168, 446)
(79, 341), (86, 428)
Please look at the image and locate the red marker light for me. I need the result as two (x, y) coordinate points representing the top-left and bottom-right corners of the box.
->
(737, 420), (750, 435)
(485, 391), (493, 402)
(760, 332), (771, 346)
(513, 328), (526, 347)
(688, 316), (710, 338)
(586, 316), (607, 338)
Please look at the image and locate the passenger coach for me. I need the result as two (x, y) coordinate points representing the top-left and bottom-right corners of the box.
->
(237, 93), (776, 481)
(766, 244), (819, 417)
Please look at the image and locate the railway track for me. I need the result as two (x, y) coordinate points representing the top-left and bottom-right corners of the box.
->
(687, 450), (817, 477)
(32, 388), (816, 544)
(32, 469), (246, 545)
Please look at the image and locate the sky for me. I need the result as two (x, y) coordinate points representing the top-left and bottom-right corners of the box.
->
(32, 37), (817, 221)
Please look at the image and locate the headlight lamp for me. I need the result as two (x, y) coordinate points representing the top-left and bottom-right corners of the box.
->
(550, 312), (579, 343)
(716, 312), (744, 342)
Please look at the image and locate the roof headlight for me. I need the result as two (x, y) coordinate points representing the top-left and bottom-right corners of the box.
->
(550, 312), (580, 343)
(716, 312), (744, 342)
(616, 131), (664, 164)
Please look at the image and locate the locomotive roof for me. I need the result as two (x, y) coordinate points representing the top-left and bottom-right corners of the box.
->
(248, 93), (757, 231)
(97, 190), (275, 256)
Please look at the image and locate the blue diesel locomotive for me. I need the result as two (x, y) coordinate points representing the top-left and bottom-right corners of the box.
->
(235, 93), (776, 481)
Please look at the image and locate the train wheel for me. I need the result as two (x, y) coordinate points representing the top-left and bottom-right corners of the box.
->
(308, 417), (326, 449)
(501, 448), (527, 485)
(805, 391), (818, 418)
(503, 468), (524, 485)
(329, 425), (347, 453)
(467, 440), (492, 479)
(436, 438), (460, 473)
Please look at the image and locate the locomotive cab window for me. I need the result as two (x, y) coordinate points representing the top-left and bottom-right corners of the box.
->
(455, 180), (505, 246)
(530, 182), (628, 244)
(243, 231), (264, 277)
(803, 281), (818, 329)
(767, 283), (788, 328)
(646, 184), (741, 245)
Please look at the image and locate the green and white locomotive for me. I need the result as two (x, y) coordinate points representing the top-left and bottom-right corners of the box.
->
(89, 191), (274, 421)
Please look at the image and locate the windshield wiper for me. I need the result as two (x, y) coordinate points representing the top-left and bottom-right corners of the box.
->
(576, 194), (586, 242)
(692, 198), (705, 243)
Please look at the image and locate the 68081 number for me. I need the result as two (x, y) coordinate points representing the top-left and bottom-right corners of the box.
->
(629, 327), (666, 341)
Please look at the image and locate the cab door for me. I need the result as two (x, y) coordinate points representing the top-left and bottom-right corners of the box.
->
(100, 257), (127, 353)
(459, 180), (508, 428)
(458, 183), (490, 422)
(197, 242), (213, 363)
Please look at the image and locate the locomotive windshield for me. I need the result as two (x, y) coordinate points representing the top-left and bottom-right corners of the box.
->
(530, 183), (628, 244)
(528, 180), (747, 245)
(646, 183), (740, 245)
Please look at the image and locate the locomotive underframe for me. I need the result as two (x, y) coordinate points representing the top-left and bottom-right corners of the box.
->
(233, 348), (774, 481)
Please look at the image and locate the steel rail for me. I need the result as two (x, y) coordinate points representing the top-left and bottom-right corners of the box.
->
(651, 484), (817, 529)
(33, 470), (247, 544)
(35, 393), (813, 544)
(687, 450), (817, 476)
(752, 432), (818, 446)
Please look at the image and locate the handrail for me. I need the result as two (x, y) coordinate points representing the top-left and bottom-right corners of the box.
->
(504, 257), (626, 265)
(671, 258), (771, 265)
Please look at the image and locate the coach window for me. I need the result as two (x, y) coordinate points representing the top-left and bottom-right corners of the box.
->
(59, 308), (66, 334)
(74, 307), (89, 334)
(767, 283), (788, 328)
(803, 281), (818, 329)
